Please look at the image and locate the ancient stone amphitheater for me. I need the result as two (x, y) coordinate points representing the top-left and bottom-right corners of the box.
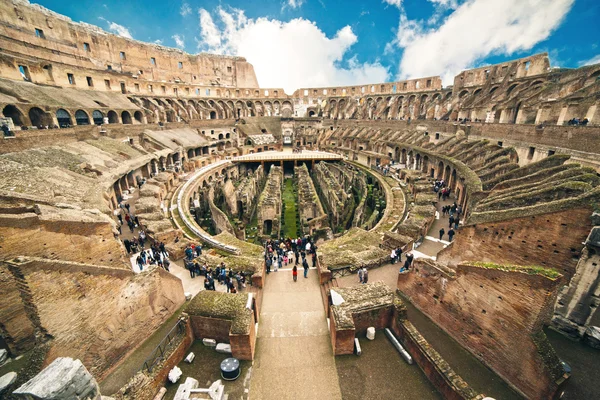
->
(0, 1), (599, 400)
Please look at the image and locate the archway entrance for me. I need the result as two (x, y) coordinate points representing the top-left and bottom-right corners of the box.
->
(56, 109), (72, 127)
(2, 105), (24, 126)
(28, 107), (53, 127)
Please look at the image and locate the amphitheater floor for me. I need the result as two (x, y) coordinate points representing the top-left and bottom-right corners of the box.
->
(249, 269), (343, 400)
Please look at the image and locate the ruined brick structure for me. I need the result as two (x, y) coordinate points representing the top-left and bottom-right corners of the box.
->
(256, 165), (282, 238)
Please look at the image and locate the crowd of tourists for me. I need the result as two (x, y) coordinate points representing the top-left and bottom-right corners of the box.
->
(181, 244), (247, 293)
(264, 236), (317, 280)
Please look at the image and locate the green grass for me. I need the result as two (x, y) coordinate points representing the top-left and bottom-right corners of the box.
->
(282, 178), (299, 238)
(468, 261), (562, 280)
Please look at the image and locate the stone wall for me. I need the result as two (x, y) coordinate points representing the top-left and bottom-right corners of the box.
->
(3, 258), (185, 381)
(397, 261), (565, 399)
(294, 163), (327, 235)
(189, 316), (232, 344)
(552, 230), (600, 339)
(256, 165), (282, 238)
(436, 207), (594, 280)
(0, 206), (128, 269)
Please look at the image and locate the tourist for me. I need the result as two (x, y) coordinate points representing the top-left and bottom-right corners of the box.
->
(273, 254), (279, 272)
(138, 230), (146, 248)
(123, 238), (131, 254)
(312, 252), (317, 268)
(390, 249), (397, 264)
(396, 247), (403, 263)
(117, 213), (123, 224)
(265, 256), (272, 274)
(159, 242), (168, 259)
(448, 228), (455, 241)
(449, 216), (455, 229)
(302, 258), (309, 278)
(362, 267), (369, 284)
(163, 258), (170, 272)
(405, 253), (414, 269)
(125, 203), (130, 212)
(454, 218), (459, 230)
(292, 265), (298, 282)
(439, 228), (445, 240)
(136, 254), (144, 271)
(187, 260), (195, 278)
(358, 267), (364, 284)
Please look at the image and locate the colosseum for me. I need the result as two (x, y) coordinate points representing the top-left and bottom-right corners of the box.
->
(0, 1), (599, 399)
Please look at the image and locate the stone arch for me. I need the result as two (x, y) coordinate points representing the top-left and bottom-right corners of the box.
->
(210, 111), (217, 119)
(92, 110), (104, 125)
(437, 161), (444, 179)
(56, 108), (72, 127)
(506, 84), (519, 97)
(281, 101), (293, 118)
(107, 110), (119, 123)
(28, 107), (53, 127)
(3, 104), (25, 126)
(458, 90), (469, 99)
(134, 110), (144, 123)
(401, 148), (407, 164)
(75, 109), (90, 125)
(584, 69), (600, 86)
(121, 111), (132, 124)
(444, 165), (451, 182)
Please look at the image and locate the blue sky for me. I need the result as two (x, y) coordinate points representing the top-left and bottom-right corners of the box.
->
(36, 0), (600, 93)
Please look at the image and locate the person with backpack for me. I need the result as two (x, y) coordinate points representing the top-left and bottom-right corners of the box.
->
(362, 267), (369, 284)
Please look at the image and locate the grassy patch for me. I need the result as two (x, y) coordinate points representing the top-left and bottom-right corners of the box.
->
(282, 178), (299, 238)
(467, 261), (561, 280)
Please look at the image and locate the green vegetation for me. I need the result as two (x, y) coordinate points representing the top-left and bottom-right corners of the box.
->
(281, 178), (299, 238)
(468, 261), (561, 280)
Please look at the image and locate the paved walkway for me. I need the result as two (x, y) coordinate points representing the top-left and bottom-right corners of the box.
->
(249, 269), (342, 400)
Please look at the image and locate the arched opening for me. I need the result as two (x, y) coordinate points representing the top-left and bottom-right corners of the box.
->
(225, 132), (230, 139)
(75, 110), (90, 125)
(444, 165), (451, 182)
(121, 111), (132, 124)
(218, 133), (224, 140)
(3, 105), (24, 126)
(263, 220), (273, 235)
(28, 107), (53, 127)
(92, 110), (104, 125)
(107, 110), (119, 123)
(56, 109), (72, 128)
(437, 161), (444, 179)
(308, 110), (316, 117)
(506, 84), (518, 97)
(134, 110), (143, 123)
(210, 111), (217, 119)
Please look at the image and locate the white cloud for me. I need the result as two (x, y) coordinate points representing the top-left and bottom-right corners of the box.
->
(383, 0), (403, 7)
(199, 9), (223, 48)
(180, 2), (192, 16)
(579, 54), (600, 67)
(172, 34), (185, 49)
(154, 39), (163, 45)
(99, 17), (133, 39)
(395, 0), (574, 84)
(281, 0), (304, 10)
(197, 7), (388, 93)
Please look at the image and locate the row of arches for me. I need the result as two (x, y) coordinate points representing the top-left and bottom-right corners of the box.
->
(1, 104), (143, 129)
(131, 96), (295, 124)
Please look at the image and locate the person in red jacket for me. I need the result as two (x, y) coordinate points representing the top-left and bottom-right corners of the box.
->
(292, 265), (298, 282)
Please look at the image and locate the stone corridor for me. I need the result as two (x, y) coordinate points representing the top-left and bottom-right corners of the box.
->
(249, 268), (342, 399)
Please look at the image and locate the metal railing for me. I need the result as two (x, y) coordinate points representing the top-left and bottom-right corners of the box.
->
(141, 318), (187, 373)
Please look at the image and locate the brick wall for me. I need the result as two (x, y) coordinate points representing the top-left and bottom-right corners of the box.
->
(16, 261), (185, 380)
(397, 261), (564, 399)
(189, 315), (232, 343)
(437, 207), (593, 280)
